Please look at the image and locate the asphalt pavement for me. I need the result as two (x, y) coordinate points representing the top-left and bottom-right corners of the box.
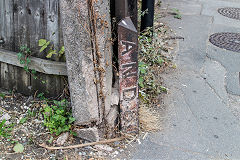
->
(129, 0), (240, 159)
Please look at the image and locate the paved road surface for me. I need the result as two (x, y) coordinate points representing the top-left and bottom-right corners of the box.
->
(127, 0), (240, 159)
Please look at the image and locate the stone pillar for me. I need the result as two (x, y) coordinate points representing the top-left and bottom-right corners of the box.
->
(60, 0), (99, 125)
(60, 0), (116, 141)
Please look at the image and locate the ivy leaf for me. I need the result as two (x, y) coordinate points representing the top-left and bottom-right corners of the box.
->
(40, 41), (50, 53)
(23, 66), (29, 72)
(20, 60), (25, 64)
(13, 143), (24, 153)
(31, 69), (37, 75)
(26, 57), (31, 65)
(17, 53), (23, 60)
(69, 117), (75, 124)
(46, 50), (56, 58)
(139, 77), (144, 88)
(59, 46), (65, 55)
(38, 39), (47, 47)
(20, 45), (27, 51)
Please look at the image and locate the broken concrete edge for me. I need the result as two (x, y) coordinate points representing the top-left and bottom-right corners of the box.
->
(74, 86), (121, 141)
(75, 127), (100, 142)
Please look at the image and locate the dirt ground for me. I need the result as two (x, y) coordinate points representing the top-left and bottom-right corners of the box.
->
(0, 90), (132, 160)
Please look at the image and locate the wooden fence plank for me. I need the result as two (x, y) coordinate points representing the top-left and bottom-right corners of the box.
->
(0, 63), (9, 89)
(45, 0), (60, 61)
(16, 0), (28, 49)
(0, 0), (14, 50)
(0, 49), (67, 75)
(28, 0), (45, 58)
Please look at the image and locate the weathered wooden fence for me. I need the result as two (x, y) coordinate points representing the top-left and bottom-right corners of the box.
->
(0, 0), (66, 97)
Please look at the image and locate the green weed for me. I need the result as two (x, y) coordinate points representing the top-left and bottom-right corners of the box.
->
(42, 99), (75, 136)
(139, 27), (169, 103)
(172, 8), (182, 19)
(0, 119), (14, 139)
(17, 45), (34, 73)
(0, 93), (5, 99)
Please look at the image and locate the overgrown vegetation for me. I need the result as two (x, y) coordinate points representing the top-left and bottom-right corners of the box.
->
(15, 37), (73, 138)
(138, 27), (169, 104)
(42, 99), (75, 136)
(0, 91), (77, 157)
(17, 37), (65, 85)
(1, 95), (75, 139)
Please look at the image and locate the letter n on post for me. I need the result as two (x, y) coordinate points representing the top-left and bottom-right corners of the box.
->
(118, 17), (139, 134)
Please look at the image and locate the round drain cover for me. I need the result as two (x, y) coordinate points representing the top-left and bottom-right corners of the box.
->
(218, 8), (240, 20)
(209, 32), (240, 53)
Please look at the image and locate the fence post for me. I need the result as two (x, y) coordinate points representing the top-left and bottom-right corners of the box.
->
(60, 0), (114, 141)
(115, 0), (137, 27)
(118, 17), (139, 134)
(140, 0), (155, 31)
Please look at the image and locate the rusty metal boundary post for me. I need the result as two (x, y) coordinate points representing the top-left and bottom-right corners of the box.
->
(115, 0), (138, 27)
(118, 17), (139, 134)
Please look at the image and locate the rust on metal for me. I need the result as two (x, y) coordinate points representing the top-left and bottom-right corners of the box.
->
(118, 17), (139, 134)
(115, 0), (138, 28)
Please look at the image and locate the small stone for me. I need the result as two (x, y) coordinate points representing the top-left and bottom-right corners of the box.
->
(114, 141), (120, 145)
(97, 151), (103, 156)
(113, 151), (119, 155)
(56, 132), (69, 145)
(75, 127), (99, 142)
(95, 144), (113, 152)
(84, 146), (92, 150)
(0, 113), (11, 121)
(214, 135), (219, 139)
(33, 119), (42, 124)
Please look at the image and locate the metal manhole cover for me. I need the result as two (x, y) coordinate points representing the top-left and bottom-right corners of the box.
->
(209, 32), (240, 52)
(218, 8), (240, 20)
